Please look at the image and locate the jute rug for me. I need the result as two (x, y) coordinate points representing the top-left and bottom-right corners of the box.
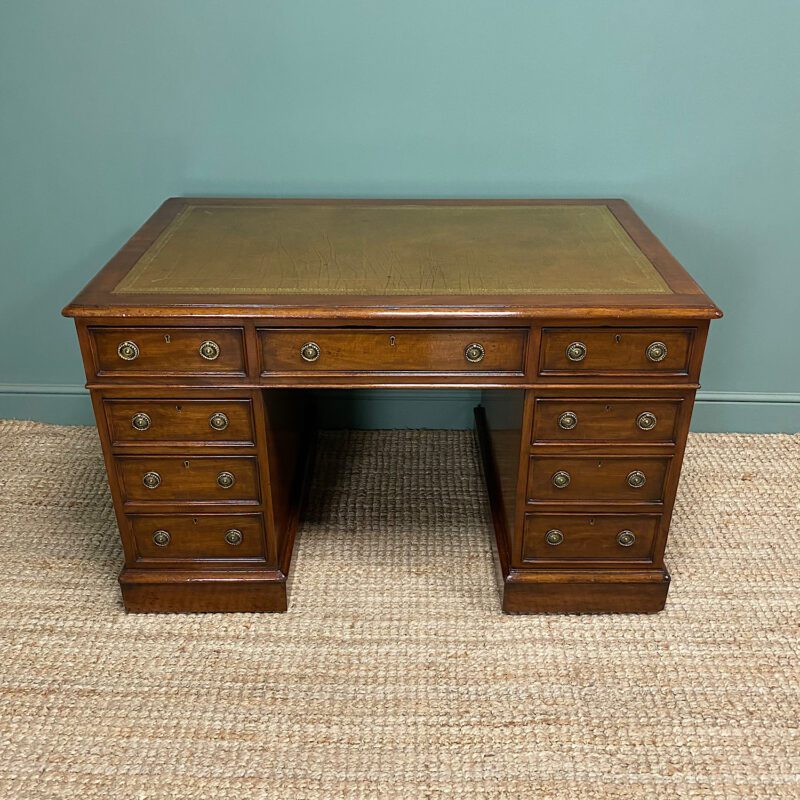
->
(0, 421), (797, 799)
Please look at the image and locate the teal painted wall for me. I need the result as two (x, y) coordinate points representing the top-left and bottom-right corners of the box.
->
(1, 0), (798, 431)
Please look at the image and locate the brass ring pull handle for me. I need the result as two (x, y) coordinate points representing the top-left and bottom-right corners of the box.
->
(617, 530), (636, 547)
(131, 412), (151, 431)
(627, 470), (647, 488)
(199, 340), (220, 360)
(636, 412), (657, 431)
(216, 471), (235, 489)
(565, 341), (587, 362)
(209, 412), (229, 431)
(152, 529), (171, 547)
(117, 340), (139, 361)
(551, 470), (571, 489)
(300, 342), (321, 362)
(464, 343), (485, 363)
(545, 529), (564, 546)
(558, 411), (578, 430)
(646, 341), (668, 362)
(224, 528), (243, 546)
(142, 471), (161, 489)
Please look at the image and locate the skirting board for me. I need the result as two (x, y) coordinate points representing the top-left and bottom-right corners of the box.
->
(0, 385), (798, 434)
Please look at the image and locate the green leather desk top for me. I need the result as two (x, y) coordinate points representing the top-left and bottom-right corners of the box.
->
(113, 203), (671, 297)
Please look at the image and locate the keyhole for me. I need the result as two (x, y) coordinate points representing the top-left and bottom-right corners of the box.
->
(614, 334), (622, 344)
(164, 334), (171, 344)
(606, 405), (612, 412)
(184, 461), (190, 469)
(589, 518), (595, 526)
(597, 461), (603, 468)
(175, 405), (182, 412)
(389, 335), (396, 347)
(192, 517), (198, 525)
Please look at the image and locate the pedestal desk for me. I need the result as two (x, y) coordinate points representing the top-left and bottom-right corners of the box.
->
(63, 199), (721, 614)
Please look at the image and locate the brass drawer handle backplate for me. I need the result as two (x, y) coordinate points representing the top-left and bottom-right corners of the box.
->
(142, 471), (161, 490)
(131, 412), (151, 431)
(224, 528), (243, 546)
(465, 343), (485, 363)
(627, 470), (647, 488)
(646, 341), (668, 362)
(545, 529), (564, 546)
(199, 340), (220, 360)
(300, 342), (321, 362)
(617, 530), (636, 547)
(209, 412), (229, 431)
(216, 471), (236, 489)
(636, 412), (657, 431)
(551, 470), (571, 489)
(152, 529), (171, 547)
(558, 411), (578, 430)
(117, 341), (139, 361)
(565, 341), (587, 362)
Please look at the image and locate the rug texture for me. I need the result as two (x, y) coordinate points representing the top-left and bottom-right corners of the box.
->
(0, 421), (798, 799)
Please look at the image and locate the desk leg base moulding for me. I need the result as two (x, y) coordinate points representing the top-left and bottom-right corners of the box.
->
(119, 569), (289, 613)
(63, 197), (721, 615)
(501, 571), (671, 614)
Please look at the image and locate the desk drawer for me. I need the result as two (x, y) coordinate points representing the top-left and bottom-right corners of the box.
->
(522, 513), (658, 564)
(539, 327), (693, 377)
(105, 399), (255, 446)
(532, 398), (681, 444)
(118, 456), (260, 503)
(259, 328), (527, 374)
(129, 513), (266, 562)
(90, 327), (246, 376)
(526, 455), (670, 503)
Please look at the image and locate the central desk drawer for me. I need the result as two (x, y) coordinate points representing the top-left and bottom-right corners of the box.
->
(526, 455), (671, 503)
(118, 456), (260, 503)
(258, 328), (527, 374)
(105, 399), (255, 446)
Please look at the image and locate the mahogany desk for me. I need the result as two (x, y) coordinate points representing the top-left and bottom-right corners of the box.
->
(63, 199), (721, 613)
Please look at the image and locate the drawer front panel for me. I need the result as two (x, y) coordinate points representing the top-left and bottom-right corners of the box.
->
(539, 328), (693, 376)
(532, 398), (681, 444)
(522, 513), (658, 563)
(526, 455), (670, 503)
(259, 328), (527, 374)
(90, 327), (246, 376)
(105, 399), (254, 445)
(130, 513), (266, 561)
(118, 456), (260, 503)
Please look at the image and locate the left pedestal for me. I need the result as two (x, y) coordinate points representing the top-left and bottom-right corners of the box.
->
(75, 320), (309, 613)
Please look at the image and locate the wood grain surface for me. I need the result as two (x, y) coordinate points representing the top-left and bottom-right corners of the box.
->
(128, 512), (267, 562)
(259, 327), (527, 374)
(521, 512), (659, 564)
(104, 398), (255, 446)
(530, 397), (682, 444)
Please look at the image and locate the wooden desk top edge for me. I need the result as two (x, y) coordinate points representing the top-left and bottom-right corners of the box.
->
(63, 197), (722, 320)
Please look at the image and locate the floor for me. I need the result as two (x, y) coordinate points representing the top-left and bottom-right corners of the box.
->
(0, 421), (798, 799)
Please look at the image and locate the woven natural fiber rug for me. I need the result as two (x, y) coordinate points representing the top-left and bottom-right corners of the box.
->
(0, 421), (798, 799)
